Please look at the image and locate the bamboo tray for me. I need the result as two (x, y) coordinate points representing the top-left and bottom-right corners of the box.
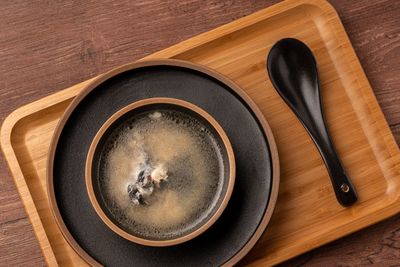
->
(2, 0), (400, 266)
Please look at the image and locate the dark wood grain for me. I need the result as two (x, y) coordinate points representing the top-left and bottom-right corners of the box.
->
(0, 0), (399, 266)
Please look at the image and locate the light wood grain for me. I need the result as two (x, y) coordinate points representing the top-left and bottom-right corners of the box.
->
(1, 0), (399, 266)
(1, 0), (400, 266)
(1, 81), (95, 267)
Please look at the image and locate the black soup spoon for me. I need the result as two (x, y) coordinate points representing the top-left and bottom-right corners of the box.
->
(267, 38), (357, 207)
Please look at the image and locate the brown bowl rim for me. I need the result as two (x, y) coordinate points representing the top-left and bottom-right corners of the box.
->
(46, 58), (280, 266)
(85, 97), (236, 246)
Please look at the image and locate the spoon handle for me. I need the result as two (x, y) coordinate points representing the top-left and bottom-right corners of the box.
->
(304, 108), (358, 207)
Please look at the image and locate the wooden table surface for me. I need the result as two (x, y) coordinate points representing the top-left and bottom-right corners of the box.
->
(0, 0), (399, 266)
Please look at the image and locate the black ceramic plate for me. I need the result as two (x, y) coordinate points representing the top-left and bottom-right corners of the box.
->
(47, 59), (279, 266)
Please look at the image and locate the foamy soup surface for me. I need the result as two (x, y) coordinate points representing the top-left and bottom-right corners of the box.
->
(98, 109), (225, 240)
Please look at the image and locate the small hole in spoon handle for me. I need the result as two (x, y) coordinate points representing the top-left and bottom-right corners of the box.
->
(329, 169), (357, 206)
(341, 183), (349, 193)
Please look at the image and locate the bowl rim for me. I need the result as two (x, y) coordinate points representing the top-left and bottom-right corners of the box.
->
(85, 97), (236, 246)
